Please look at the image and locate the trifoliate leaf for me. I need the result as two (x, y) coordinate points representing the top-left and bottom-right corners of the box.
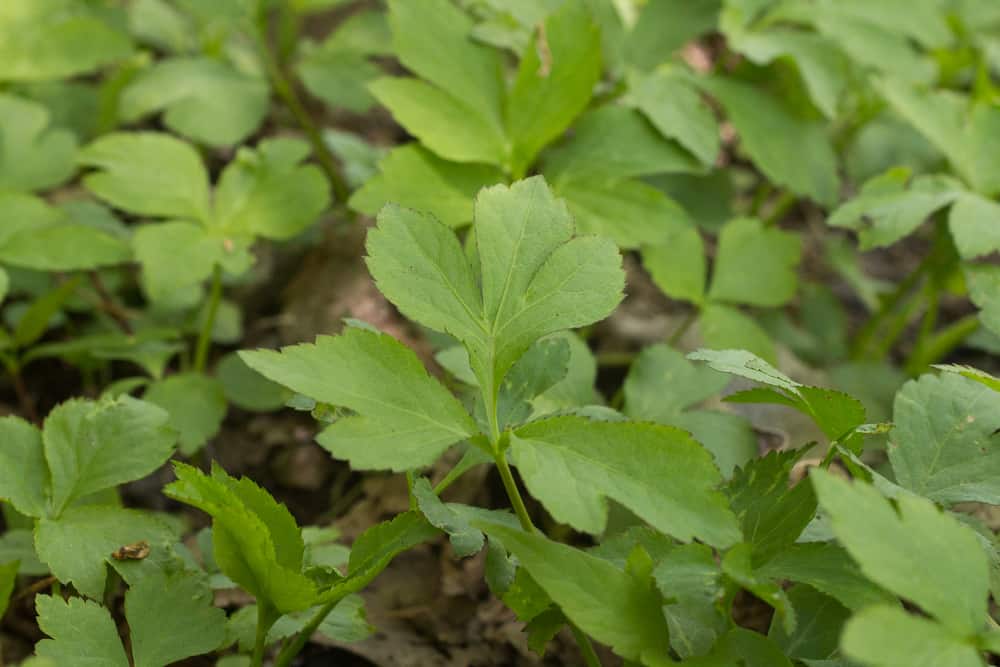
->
(812, 470), (990, 635)
(348, 144), (501, 228)
(241, 327), (478, 471)
(504, 0), (601, 177)
(543, 106), (701, 182)
(164, 463), (319, 614)
(888, 372), (1000, 506)
(143, 374), (226, 456)
(126, 568), (227, 667)
(0, 416), (50, 517)
(842, 605), (985, 667)
(510, 416), (740, 547)
(0, 94), (76, 192)
(121, 57), (268, 146)
(34, 505), (176, 599)
(35, 595), (129, 667)
(709, 218), (802, 307)
(366, 177), (624, 398)
(626, 70), (720, 166)
(696, 75), (839, 205)
(43, 396), (176, 517)
(0, 0), (132, 82)
(475, 521), (672, 664)
(214, 138), (330, 240)
(699, 304), (778, 363)
(79, 132), (210, 222)
(553, 175), (693, 249)
(642, 226), (707, 305)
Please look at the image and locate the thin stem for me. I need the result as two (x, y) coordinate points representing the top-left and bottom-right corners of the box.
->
(257, 8), (350, 204)
(250, 604), (271, 667)
(88, 271), (133, 334)
(668, 310), (698, 346)
(193, 264), (223, 374)
(763, 191), (796, 227)
(905, 314), (980, 376)
(273, 594), (348, 667)
(495, 451), (535, 533)
(851, 260), (927, 360)
(569, 623), (603, 667)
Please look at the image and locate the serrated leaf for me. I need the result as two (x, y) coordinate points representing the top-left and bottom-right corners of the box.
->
(505, 0), (601, 177)
(214, 138), (330, 240)
(241, 327), (478, 471)
(348, 144), (501, 228)
(0, 93), (76, 192)
(496, 336), (571, 429)
(812, 470), (990, 635)
(475, 521), (672, 664)
(367, 177), (624, 401)
(79, 132), (210, 222)
(696, 75), (839, 205)
(709, 218), (801, 307)
(688, 348), (800, 392)
(842, 605), (984, 667)
(143, 373), (226, 456)
(35, 595), (129, 667)
(34, 505), (176, 599)
(511, 416), (740, 547)
(164, 463), (318, 614)
(627, 71), (720, 166)
(412, 478), (483, 557)
(0, 0), (132, 82)
(126, 567), (227, 667)
(121, 57), (268, 147)
(935, 365), (1000, 394)
(888, 372), (1000, 505)
(43, 396), (175, 517)
(654, 543), (726, 658)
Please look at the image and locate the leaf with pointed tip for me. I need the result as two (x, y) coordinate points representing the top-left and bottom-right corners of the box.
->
(511, 416), (740, 547)
(35, 595), (129, 667)
(688, 348), (801, 393)
(242, 327), (478, 471)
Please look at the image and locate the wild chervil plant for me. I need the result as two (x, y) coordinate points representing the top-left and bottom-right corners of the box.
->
(3, 0), (1000, 666)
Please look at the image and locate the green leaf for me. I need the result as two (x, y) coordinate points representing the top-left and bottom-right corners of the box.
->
(626, 0), (721, 70)
(949, 192), (1000, 260)
(348, 144), (501, 228)
(709, 218), (801, 307)
(812, 470), (990, 635)
(0, 93), (76, 191)
(79, 132), (210, 222)
(126, 568), (227, 667)
(642, 226), (707, 305)
(120, 57), (268, 146)
(624, 344), (728, 422)
(42, 396), (176, 517)
(967, 265), (1000, 338)
(934, 365), (1000, 394)
(241, 327), (478, 471)
(496, 336), (571, 429)
(722, 543), (797, 634)
(888, 372), (1000, 505)
(543, 106), (701, 182)
(0, 559), (17, 619)
(0, 529), (46, 575)
(164, 463), (318, 614)
(554, 176), (693, 249)
(505, 0), (601, 177)
(34, 505), (176, 599)
(654, 544), (726, 658)
(216, 352), (290, 412)
(11, 274), (80, 350)
(476, 521), (672, 664)
(828, 168), (961, 250)
(214, 138), (331, 240)
(0, 0), (132, 82)
(689, 628), (794, 667)
(696, 75), (839, 205)
(627, 71), (720, 166)
(143, 373), (226, 457)
(511, 416), (740, 547)
(769, 585), (850, 661)
(842, 605), (985, 667)
(35, 595), (129, 667)
(0, 416), (49, 517)
(412, 478), (483, 557)
(688, 348), (800, 392)
(366, 177), (624, 399)
(699, 304), (777, 363)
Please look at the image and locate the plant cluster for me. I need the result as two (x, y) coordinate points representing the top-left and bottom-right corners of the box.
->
(2, 1), (1000, 666)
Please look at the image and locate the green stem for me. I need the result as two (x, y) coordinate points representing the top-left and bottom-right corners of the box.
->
(569, 623), (603, 667)
(851, 261), (927, 360)
(763, 191), (796, 227)
(495, 450), (535, 533)
(250, 604), (272, 667)
(193, 264), (223, 374)
(668, 310), (698, 346)
(905, 314), (980, 376)
(273, 594), (349, 667)
(257, 8), (350, 204)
